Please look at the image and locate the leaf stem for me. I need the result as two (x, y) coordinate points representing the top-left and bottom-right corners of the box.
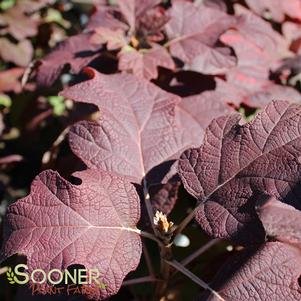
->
(139, 230), (164, 247)
(165, 260), (225, 301)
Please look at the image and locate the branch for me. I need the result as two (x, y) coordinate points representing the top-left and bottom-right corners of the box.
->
(165, 260), (225, 301)
(142, 241), (155, 277)
(173, 207), (197, 235)
(181, 239), (221, 267)
(154, 242), (173, 300)
(171, 239), (221, 277)
(42, 126), (70, 166)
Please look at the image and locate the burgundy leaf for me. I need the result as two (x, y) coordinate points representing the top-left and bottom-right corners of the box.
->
(0, 38), (33, 67)
(0, 169), (142, 300)
(16, 0), (55, 14)
(257, 197), (301, 246)
(282, 22), (301, 54)
(178, 100), (301, 244)
(36, 34), (102, 86)
(149, 180), (181, 215)
(86, 5), (128, 31)
(61, 68), (233, 184)
(245, 0), (301, 22)
(91, 27), (127, 50)
(117, 0), (161, 30)
(178, 91), (233, 131)
(138, 6), (169, 38)
(202, 0), (227, 12)
(198, 242), (301, 301)
(215, 79), (301, 108)
(165, 0), (236, 74)
(221, 7), (288, 92)
(244, 84), (301, 108)
(0, 67), (24, 93)
(0, 5), (38, 40)
(118, 44), (175, 80)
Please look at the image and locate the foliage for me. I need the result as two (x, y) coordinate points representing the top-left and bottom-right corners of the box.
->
(1, 0), (301, 300)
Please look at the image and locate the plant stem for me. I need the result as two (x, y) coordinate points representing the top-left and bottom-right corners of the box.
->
(154, 244), (173, 300)
(42, 126), (70, 166)
(142, 241), (155, 277)
(181, 239), (221, 267)
(165, 260), (225, 301)
(173, 207), (197, 235)
(122, 276), (160, 286)
(139, 230), (164, 247)
(142, 177), (156, 234)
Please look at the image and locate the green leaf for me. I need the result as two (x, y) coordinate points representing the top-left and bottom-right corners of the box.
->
(48, 96), (66, 116)
(45, 8), (70, 28)
(0, 94), (12, 108)
(0, 0), (15, 11)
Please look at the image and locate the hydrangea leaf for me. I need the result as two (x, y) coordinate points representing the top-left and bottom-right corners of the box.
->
(0, 169), (142, 300)
(165, 0), (236, 74)
(61, 68), (232, 185)
(198, 242), (301, 301)
(118, 44), (175, 80)
(179, 100), (301, 243)
(36, 34), (102, 87)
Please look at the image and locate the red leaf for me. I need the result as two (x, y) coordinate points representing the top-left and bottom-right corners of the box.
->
(0, 38), (33, 67)
(245, 0), (301, 22)
(36, 34), (101, 86)
(221, 7), (289, 92)
(215, 79), (301, 108)
(165, 0), (236, 74)
(0, 68), (24, 93)
(91, 27), (127, 50)
(118, 44), (175, 80)
(0, 5), (38, 40)
(198, 242), (301, 301)
(61, 68), (233, 184)
(150, 180), (181, 215)
(86, 5), (128, 31)
(117, 0), (161, 30)
(178, 100), (301, 243)
(257, 197), (301, 246)
(0, 169), (142, 300)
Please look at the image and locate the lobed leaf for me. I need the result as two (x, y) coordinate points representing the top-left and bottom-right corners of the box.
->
(257, 197), (301, 246)
(245, 0), (301, 22)
(0, 38), (33, 67)
(165, 0), (236, 74)
(61, 68), (232, 185)
(0, 4), (38, 40)
(179, 100), (301, 243)
(118, 44), (175, 80)
(198, 242), (301, 301)
(0, 169), (142, 300)
(36, 34), (102, 87)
